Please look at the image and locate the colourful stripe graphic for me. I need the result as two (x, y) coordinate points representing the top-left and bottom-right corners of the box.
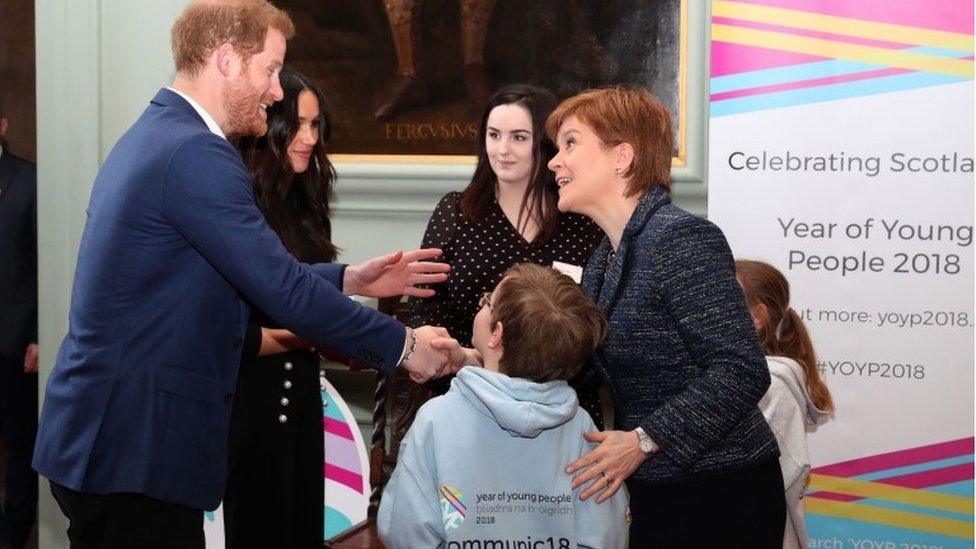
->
(713, 1), (973, 53)
(439, 486), (467, 517)
(323, 430), (363, 473)
(806, 438), (974, 541)
(711, 0), (974, 116)
(321, 378), (370, 539)
(324, 463), (365, 494)
(323, 416), (354, 441)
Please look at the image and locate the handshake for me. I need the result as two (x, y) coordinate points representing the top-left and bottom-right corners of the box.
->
(341, 246), (482, 382)
(399, 326), (480, 383)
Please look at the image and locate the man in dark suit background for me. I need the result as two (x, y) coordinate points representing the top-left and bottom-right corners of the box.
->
(32, 1), (459, 547)
(0, 98), (38, 549)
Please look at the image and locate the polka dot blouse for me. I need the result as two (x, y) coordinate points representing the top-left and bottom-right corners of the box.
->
(409, 191), (606, 425)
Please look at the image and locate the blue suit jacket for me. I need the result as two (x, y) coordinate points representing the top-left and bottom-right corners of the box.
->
(34, 89), (404, 510)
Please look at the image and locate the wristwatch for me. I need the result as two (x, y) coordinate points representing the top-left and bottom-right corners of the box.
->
(634, 427), (658, 455)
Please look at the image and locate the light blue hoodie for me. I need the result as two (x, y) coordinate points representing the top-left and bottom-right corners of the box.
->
(378, 366), (629, 549)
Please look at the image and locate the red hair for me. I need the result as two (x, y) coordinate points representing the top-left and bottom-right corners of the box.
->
(171, 0), (294, 76)
(546, 87), (673, 195)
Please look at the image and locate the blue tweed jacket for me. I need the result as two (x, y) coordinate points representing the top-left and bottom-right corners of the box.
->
(583, 187), (779, 484)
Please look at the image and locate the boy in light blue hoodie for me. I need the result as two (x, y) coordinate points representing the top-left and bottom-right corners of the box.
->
(379, 263), (629, 548)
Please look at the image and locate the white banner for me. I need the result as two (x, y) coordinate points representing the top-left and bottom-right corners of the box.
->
(708, 1), (974, 547)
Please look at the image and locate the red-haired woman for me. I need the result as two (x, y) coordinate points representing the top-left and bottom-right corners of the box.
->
(547, 87), (785, 546)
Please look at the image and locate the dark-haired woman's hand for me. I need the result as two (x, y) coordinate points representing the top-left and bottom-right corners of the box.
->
(566, 430), (648, 503)
(345, 248), (450, 298)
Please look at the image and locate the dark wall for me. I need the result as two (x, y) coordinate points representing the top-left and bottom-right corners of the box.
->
(1, 0), (37, 162)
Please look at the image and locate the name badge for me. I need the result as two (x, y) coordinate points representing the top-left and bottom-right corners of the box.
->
(552, 261), (583, 284)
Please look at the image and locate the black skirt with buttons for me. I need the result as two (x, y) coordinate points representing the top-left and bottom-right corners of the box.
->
(224, 330), (324, 548)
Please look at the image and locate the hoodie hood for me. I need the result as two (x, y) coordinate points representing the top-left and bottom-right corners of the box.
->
(766, 356), (830, 426)
(451, 366), (579, 438)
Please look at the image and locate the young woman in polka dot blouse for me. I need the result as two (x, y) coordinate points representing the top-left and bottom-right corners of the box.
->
(410, 84), (606, 426)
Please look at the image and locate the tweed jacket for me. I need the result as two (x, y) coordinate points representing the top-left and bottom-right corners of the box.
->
(582, 187), (779, 484)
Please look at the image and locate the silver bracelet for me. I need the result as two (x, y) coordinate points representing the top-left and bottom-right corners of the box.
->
(398, 327), (417, 368)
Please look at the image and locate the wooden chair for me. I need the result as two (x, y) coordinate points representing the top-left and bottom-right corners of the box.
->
(325, 297), (436, 548)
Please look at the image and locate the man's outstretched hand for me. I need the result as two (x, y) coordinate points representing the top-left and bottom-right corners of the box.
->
(344, 248), (449, 298)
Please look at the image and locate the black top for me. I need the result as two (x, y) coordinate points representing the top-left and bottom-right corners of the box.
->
(410, 191), (606, 423)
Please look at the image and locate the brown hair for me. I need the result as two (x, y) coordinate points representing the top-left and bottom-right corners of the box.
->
(546, 87), (673, 196)
(735, 260), (834, 412)
(491, 264), (606, 382)
(171, 0), (295, 77)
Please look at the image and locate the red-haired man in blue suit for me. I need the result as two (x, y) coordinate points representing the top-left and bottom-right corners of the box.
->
(33, 2), (457, 547)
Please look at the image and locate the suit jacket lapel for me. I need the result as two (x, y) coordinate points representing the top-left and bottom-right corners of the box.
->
(597, 241), (624, 313)
(595, 187), (671, 320)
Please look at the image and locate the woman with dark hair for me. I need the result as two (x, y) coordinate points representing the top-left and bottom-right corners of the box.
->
(410, 83), (605, 424)
(736, 259), (833, 549)
(238, 68), (338, 265)
(222, 67), (450, 548)
(222, 66), (336, 549)
(548, 88), (785, 546)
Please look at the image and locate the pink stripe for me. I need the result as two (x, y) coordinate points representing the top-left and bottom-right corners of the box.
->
(712, 41), (825, 76)
(810, 491), (861, 503)
(322, 417), (354, 441)
(815, 438), (974, 477)
(809, 463), (974, 503)
(876, 463), (974, 490)
(731, 0), (974, 35)
(324, 463), (365, 494)
(711, 66), (910, 101)
(713, 16), (914, 49)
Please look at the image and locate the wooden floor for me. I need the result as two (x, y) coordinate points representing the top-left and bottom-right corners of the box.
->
(326, 519), (383, 549)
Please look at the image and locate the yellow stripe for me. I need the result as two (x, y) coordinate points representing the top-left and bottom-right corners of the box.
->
(806, 498), (974, 539)
(712, 24), (974, 78)
(713, 0), (974, 53)
(808, 474), (973, 515)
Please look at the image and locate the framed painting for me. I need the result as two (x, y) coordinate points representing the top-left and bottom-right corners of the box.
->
(279, 0), (705, 179)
